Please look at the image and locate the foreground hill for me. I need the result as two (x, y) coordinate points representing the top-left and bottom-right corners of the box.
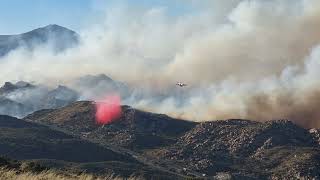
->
(0, 115), (134, 162)
(24, 101), (320, 179)
(161, 120), (320, 178)
(0, 24), (78, 57)
(24, 101), (196, 151)
(0, 115), (185, 179)
(0, 156), (138, 180)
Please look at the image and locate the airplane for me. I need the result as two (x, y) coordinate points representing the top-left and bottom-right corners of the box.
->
(176, 82), (187, 87)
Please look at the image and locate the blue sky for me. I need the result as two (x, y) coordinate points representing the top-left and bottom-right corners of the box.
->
(0, 0), (192, 34)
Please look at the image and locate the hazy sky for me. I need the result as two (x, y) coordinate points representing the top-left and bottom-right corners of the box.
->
(0, 0), (192, 34)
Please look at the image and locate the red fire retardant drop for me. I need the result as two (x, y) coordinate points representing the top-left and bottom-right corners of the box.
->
(95, 95), (122, 125)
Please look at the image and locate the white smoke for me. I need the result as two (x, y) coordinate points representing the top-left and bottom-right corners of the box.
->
(1, 0), (320, 127)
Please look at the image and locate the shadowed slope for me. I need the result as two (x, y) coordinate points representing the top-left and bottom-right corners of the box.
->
(0, 115), (135, 163)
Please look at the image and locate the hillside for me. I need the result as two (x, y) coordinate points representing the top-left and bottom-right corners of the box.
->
(0, 156), (139, 180)
(24, 101), (320, 179)
(0, 115), (185, 179)
(0, 24), (78, 56)
(161, 119), (320, 178)
(0, 115), (134, 162)
(24, 101), (196, 151)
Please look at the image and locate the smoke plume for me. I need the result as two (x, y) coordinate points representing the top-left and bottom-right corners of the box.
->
(1, 0), (320, 128)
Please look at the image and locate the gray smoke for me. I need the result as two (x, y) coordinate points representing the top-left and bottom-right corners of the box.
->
(0, 81), (79, 118)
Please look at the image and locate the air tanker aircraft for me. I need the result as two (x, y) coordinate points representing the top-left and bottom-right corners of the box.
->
(176, 82), (187, 87)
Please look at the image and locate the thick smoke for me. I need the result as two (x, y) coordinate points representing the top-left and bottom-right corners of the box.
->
(1, 0), (320, 128)
(0, 82), (79, 118)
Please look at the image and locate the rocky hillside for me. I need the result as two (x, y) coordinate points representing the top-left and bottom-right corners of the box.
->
(24, 101), (320, 179)
(161, 119), (320, 178)
(24, 101), (196, 150)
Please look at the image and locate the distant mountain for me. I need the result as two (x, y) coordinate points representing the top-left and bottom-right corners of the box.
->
(24, 102), (320, 179)
(73, 74), (130, 100)
(0, 81), (80, 118)
(0, 82), (36, 117)
(0, 97), (32, 117)
(0, 75), (129, 118)
(0, 81), (34, 95)
(40, 85), (79, 109)
(0, 24), (79, 57)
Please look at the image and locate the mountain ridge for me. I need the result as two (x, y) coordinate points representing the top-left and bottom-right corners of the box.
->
(23, 101), (320, 179)
(0, 24), (79, 56)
